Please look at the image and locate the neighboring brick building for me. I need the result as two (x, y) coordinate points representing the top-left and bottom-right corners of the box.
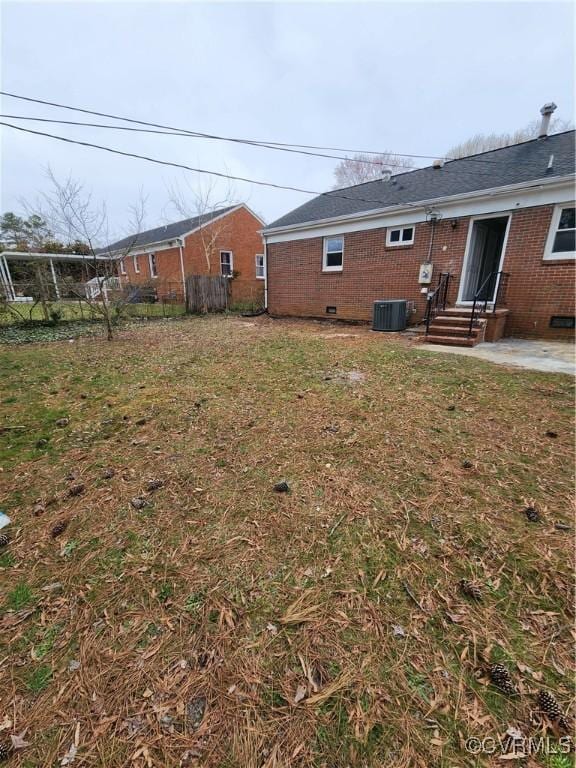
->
(105, 204), (265, 306)
(263, 117), (575, 343)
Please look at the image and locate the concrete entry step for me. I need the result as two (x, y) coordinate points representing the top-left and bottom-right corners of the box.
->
(425, 334), (479, 347)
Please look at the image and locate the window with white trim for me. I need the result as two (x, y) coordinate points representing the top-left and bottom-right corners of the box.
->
(544, 205), (575, 260)
(119, 259), (126, 275)
(133, 254), (140, 274)
(148, 252), (158, 278)
(220, 250), (233, 276)
(255, 253), (265, 279)
(322, 237), (344, 272)
(386, 226), (415, 246)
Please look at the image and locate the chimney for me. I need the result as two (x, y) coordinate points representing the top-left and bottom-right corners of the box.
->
(538, 102), (557, 138)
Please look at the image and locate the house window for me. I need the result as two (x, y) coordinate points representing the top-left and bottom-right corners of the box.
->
(133, 254), (140, 274)
(148, 252), (158, 278)
(323, 237), (344, 272)
(544, 205), (575, 260)
(255, 254), (265, 279)
(386, 226), (415, 246)
(220, 250), (233, 276)
(119, 259), (126, 275)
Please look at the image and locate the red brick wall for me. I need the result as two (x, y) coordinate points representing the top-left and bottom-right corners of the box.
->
(182, 206), (265, 305)
(499, 206), (575, 338)
(267, 205), (575, 340)
(119, 247), (184, 300)
(117, 206), (265, 305)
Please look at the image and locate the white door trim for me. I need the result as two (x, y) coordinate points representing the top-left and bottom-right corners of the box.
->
(457, 212), (512, 305)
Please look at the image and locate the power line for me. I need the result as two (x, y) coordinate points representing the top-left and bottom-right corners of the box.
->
(0, 113), (415, 169)
(0, 120), (419, 208)
(0, 90), (436, 159)
(0, 89), (497, 165)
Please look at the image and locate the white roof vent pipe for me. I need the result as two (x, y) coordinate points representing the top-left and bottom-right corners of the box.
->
(539, 102), (557, 138)
(381, 167), (392, 182)
(433, 159), (444, 169)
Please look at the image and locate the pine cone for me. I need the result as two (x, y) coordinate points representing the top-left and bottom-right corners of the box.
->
(0, 533), (9, 549)
(68, 483), (85, 497)
(51, 519), (69, 538)
(459, 579), (482, 601)
(0, 742), (12, 762)
(146, 479), (164, 492)
(489, 663), (517, 695)
(536, 690), (562, 720)
(524, 506), (540, 523)
(273, 481), (290, 493)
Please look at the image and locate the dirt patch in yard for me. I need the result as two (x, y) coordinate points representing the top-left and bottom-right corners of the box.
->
(0, 315), (574, 767)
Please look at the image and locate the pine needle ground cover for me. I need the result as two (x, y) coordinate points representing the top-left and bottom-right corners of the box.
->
(0, 316), (573, 767)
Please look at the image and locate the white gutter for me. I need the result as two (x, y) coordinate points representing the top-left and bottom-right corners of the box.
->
(261, 174), (575, 236)
(0, 251), (110, 262)
(103, 238), (182, 259)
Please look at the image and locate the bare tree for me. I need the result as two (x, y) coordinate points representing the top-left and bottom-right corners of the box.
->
(29, 170), (146, 340)
(168, 177), (238, 277)
(445, 117), (574, 159)
(332, 152), (415, 189)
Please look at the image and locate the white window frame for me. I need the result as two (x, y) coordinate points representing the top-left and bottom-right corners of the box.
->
(220, 250), (233, 277)
(322, 236), (344, 272)
(119, 259), (126, 275)
(544, 203), (576, 261)
(386, 225), (415, 246)
(133, 254), (140, 274)
(148, 252), (158, 278)
(255, 253), (265, 279)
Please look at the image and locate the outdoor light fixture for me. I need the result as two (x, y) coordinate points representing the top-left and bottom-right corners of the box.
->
(426, 208), (442, 224)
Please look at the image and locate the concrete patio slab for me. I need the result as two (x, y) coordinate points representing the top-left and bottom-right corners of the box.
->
(416, 338), (575, 375)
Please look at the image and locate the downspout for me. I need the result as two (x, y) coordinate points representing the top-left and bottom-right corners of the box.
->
(178, 238), (187, 304)
(263, 236), (268, 310)
(49, 258), (60, 300)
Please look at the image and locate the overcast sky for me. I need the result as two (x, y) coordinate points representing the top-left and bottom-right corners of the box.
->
(1, 0), (574, 241)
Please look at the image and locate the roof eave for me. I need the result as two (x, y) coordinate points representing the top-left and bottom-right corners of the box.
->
(104, 203), (261, 256)
(261, 174), (575, 236)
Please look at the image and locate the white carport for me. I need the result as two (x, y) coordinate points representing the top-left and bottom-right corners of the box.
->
(0, 251), (113, 301)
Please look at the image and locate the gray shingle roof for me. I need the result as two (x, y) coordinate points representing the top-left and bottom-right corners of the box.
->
(102, 205), (238, 253)
(265, 131), (575, 231)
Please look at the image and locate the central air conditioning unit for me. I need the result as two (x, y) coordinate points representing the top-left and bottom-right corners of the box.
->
(372, 300), (407, 332)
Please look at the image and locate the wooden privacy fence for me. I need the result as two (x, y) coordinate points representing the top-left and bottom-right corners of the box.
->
(185, 275), (230, 314)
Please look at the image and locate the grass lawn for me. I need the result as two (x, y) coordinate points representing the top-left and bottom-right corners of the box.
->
(0, 316), (573, 767)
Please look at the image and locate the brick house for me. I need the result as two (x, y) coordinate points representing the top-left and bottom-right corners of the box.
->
(105, 204), (265, 306)
(262, 116), (575, 343)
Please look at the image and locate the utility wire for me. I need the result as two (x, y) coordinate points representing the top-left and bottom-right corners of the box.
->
(0, 120), (421, 207)
(0, 113), (414, 168)
(0, 90), (498, 165)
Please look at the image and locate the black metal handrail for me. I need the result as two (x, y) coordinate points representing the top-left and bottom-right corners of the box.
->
(467, 270), (509, 337)
(424, 272), (451, 333)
